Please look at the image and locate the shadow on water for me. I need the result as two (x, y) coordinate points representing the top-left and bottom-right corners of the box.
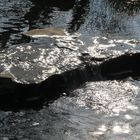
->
(1, 0), (140, 48)
(24, 0), (76, 30)
(68, 0), (90, 32)
(0, 32), (10, 48)
(0, 0), (140, 111)
(25, 0), (90, 31)
(0, 0), (90, 48)
(0, 53), (140, 111)
(108, 0), (140, 14)
(100, 52), (140, 80)
(30, 0), (76, 11)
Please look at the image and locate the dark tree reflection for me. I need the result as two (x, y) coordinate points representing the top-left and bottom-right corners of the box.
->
(25, 0), (90, 32)
(0, 0), (90, 48)
(25, 0), (76, 30)
(108, 0), (140, 14)
(68, 0), (90, 32)
(0, 32), (10, 48)
(30, 0), (75, 11)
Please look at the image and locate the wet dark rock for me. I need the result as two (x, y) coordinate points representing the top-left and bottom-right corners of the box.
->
(100, 52), (140, 80)
(0, 42), (82, 83)
(0, 29), (93, 110)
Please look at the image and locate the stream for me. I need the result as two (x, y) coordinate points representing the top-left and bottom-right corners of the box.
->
(0, 0), (140, 140)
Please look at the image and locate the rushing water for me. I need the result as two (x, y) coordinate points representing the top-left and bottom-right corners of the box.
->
(0, 0), (140, 139)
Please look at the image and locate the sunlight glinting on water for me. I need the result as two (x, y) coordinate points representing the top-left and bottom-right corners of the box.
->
(89, 123), (131, 137)
(74, 80), (139, 115)
(112, 122), (131, 134)
(0, 32), (84, 83)
(125, 114), (133, 120)
(87, 36), (140, 58)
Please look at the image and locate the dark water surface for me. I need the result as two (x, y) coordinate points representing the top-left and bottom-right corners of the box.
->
(0, 0), (140, 139)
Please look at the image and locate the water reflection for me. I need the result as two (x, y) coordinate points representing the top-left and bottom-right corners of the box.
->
(30, 0), (75, 11)
(0, 0), (140, 139)
(25, 0), (90, 31)
(109, 0), (140, 14)
(0, 0), (90, 48)
(0, 31), (10, 48)
(68, 0), (90, 32)
(0, 0), (140, 48)
(0, 0), (31, 48)
(25, 0), (76, 29)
